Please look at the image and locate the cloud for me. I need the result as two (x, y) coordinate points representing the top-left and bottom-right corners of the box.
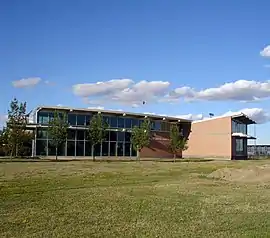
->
(260, 45), (270, 57)
(73, 79), (170, 107)
(175, 113), (204, 121)
(167, 80), (270, 102)
(12, 77), (42, 88)
(73, 79), (134, 97)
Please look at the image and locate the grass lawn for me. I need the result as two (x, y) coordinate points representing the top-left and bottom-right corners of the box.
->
(1, 159), (270, 237)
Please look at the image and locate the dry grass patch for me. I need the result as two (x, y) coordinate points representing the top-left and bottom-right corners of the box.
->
(208, 164), (270, 183)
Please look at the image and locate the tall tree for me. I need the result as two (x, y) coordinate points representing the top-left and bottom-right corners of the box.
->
(6, 98), (27, 157)
(87, 113), (108, 161)
(131, 119), (151, 160)
(168, 124), (188, 161)
(48, 111), (69, 160)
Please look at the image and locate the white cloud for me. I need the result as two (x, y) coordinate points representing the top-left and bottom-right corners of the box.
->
(73, 79), (170, 107)
(175, 113), (204, 121)
(12, 77), (42, 88)
(73, 79), (133, 97)
(260, 45), (270, 57)
(112, 80), (170, 105)
(168, 80), (270, 102)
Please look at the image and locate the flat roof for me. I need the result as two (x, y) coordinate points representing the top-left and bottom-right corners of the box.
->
(193, 112), (256, 125)
(35, 106), (192, 123)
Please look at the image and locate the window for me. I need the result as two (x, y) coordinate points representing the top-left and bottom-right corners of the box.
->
(85, 141), (92, 156)
(118, 117), (125, 128)
(117, 142), (124, 156)
(124, 143), (131, 156)
(110, 142), (116, 156)
(125, 132), (131, 142)
(68, 114), (77, 125)
(77, 115), (85, 125)
(110, 131), (117, 141)
(37, 129), (47, 139)
(67, 130), (76, 140)
(48, 112), (54, 122)
(125, 118), (132, 128)
(67, 141), (75, 156)
(105, 131), (110, 141)
(154, 121), (161, 131)
(232, 120), (247, 134)
(102, 142), (109, 156)
(236, 138), (244, 153)
(48, 141), (65, 156)
(38, 112), (49, 124)
(161, 122), (166, 131)
(85, 115), (91, 125)
(110, 116), (118, 128)
(132, 118), (138, 127)
(36, 140), (47, 156)
(76, 141), (84, 156)
(103, 116), (110, 125)
(77, 130), (85, 140)
(118, 132), (125, 141)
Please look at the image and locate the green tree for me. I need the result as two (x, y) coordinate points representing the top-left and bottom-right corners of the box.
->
(87, 113), (108, 161)
(48, 111), (68, 160)
(168, 124), (188, 161)
(0, 128), (7, 156)
(6, 98), (27, 157)
(131, 119), (151, 160)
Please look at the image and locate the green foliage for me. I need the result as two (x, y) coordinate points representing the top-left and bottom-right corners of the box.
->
(131, 119), (151, 159)
(168, 124), (188, 159)
(48, 111), (69, 159)
(6, 98), (28, 157)
(0, 128), (8, 156)
(87, 113), (108, 159)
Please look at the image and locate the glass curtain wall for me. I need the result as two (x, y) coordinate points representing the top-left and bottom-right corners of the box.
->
(232, 120), (247, 134)
(36, 110), (173, 157)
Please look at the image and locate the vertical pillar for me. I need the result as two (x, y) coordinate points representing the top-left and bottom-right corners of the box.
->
(74, 130), (77, 158)
(83, 132), (86, 157)
(32, 127), (37, 157)
(65, 139), (67, 156)
(46, 138), (48, 156)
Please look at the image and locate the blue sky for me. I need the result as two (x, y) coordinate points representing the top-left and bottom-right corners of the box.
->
(0, 0), (270, 144)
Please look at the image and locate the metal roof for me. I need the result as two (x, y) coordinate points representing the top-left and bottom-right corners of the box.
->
(35, 106), (192, 123)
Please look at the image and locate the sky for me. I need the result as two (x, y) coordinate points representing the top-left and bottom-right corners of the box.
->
(0, 0), (270, 144)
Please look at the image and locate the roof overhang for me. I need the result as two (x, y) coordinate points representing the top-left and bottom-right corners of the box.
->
(232, 132), (256, 139)
(35, 106), (192, 123)
(232, 113), (256, 125)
